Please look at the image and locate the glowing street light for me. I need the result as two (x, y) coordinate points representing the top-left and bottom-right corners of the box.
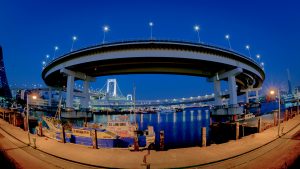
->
(269, 89), (281, 137)
(149, 21), (154, 40)
(102, 25), (109, 44)
(45, 54), (50, 64)
(26, 94), (37, 145)
(245, 45), (252, 59)
(261, 62), (264, 67)
(256, 54), (261, 63)
(225, 34), (232, 50)
(53, 46), (59, 60)
(194, 25), (201, 43)
(71, 36), (77, 52)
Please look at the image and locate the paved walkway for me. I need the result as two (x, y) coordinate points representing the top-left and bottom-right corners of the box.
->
(0, 113), (299, 169)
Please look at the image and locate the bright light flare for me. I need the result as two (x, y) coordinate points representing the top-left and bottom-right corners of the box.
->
(149, 22), (153, 27)
(194, 25), (200, 31)
(225, 34), (230, 39)
(103, 25), (109, 32)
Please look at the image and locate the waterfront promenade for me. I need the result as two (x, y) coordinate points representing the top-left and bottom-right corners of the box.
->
(0, 113), (299, 168)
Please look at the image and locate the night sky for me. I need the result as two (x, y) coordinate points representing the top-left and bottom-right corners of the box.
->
(0, 0), (299, 99)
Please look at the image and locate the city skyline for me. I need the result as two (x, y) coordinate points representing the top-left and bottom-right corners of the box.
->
(1, 0), (300, 99)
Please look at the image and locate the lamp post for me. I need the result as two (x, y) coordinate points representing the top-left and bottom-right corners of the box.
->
(225, 34), (232, 50)
(256, 54), (261, 63)
(27, 94), (37, 145)
(194, 25), (201, 43)
(53, 46), (59, 60)
(42, 61), (46, 69)
(245, 45), (252, 59)
(71, 36), (77, 52)
(149, 22), (154, 40)
(102, 25), (109, 44)
(270, 89), (281, 137)
(45, 54), (50, 64)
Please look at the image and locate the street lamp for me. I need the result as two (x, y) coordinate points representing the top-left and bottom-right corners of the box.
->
(27, 94), (37, 145)
(42, 61), (46, 69)
(225, 34), (232, 50)
(53, 46), (59, 60)
(102, 25), (109, 44)
(71, 36), (77, 52)
(256, 54), (261, 63)
(270, 89), (281, 137)
(245, 45), (252, 59)
(194, 25), (201, 43)
(149, 22), (154, 40)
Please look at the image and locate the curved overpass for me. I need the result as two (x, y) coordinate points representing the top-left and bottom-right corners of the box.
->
(42, 40), (265, 109)
(42, 40), (265, 90)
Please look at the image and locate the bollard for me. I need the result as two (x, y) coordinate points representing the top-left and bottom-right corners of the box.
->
(91, 129), (98, 149)
(60, 126), (66, 143)
(134, 136), (139, 151)
(9, 112), (11, 124)
(201, 127), (207, 147)
(242, 124), (245, 137)
(284, 110), (288, 121)
(33, 137), (36, 149)
(235, 122), (239, 140)
(273, 112), (277, 126)
(38, 122), (43, 136)
(159, 130), (165, 150)
(13, 111), (16, 126)
(23, 117), (28, 131)
(257, 117), (262, 133)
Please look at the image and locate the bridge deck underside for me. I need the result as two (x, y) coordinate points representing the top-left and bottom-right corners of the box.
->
(44, 57), (258, 92)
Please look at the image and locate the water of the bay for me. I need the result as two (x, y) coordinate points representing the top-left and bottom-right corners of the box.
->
(32, 101), (294, 149)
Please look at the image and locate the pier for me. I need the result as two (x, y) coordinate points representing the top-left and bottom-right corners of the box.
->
(0, 109), (299, 168)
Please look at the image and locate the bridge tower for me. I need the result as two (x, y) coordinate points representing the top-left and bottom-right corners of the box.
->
(106, 79), (117, 97)
(0, 46), (12, 98)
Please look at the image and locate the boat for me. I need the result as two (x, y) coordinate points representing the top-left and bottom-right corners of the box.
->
(41, 113), (155, 148)
(237, 113), (256, 121)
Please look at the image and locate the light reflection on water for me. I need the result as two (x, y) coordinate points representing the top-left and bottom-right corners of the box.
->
(93, 107), (210, 149)
(32, 101), (293, 149)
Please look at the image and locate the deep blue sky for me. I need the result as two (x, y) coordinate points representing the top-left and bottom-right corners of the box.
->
(0, 0), (299, 99)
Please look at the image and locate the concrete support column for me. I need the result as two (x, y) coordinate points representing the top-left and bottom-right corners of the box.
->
(245, 91), (249, 103)
(66, 75), (75, 108)
(82, 80), (90, 109)
(228, 76), (237, 105)
(213, 80), (222, 105)
(255, 90), (259, 101)
(48, 87), (52, 107)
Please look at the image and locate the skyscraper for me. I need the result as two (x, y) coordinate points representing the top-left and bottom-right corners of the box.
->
(0, 46), (12, 98)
